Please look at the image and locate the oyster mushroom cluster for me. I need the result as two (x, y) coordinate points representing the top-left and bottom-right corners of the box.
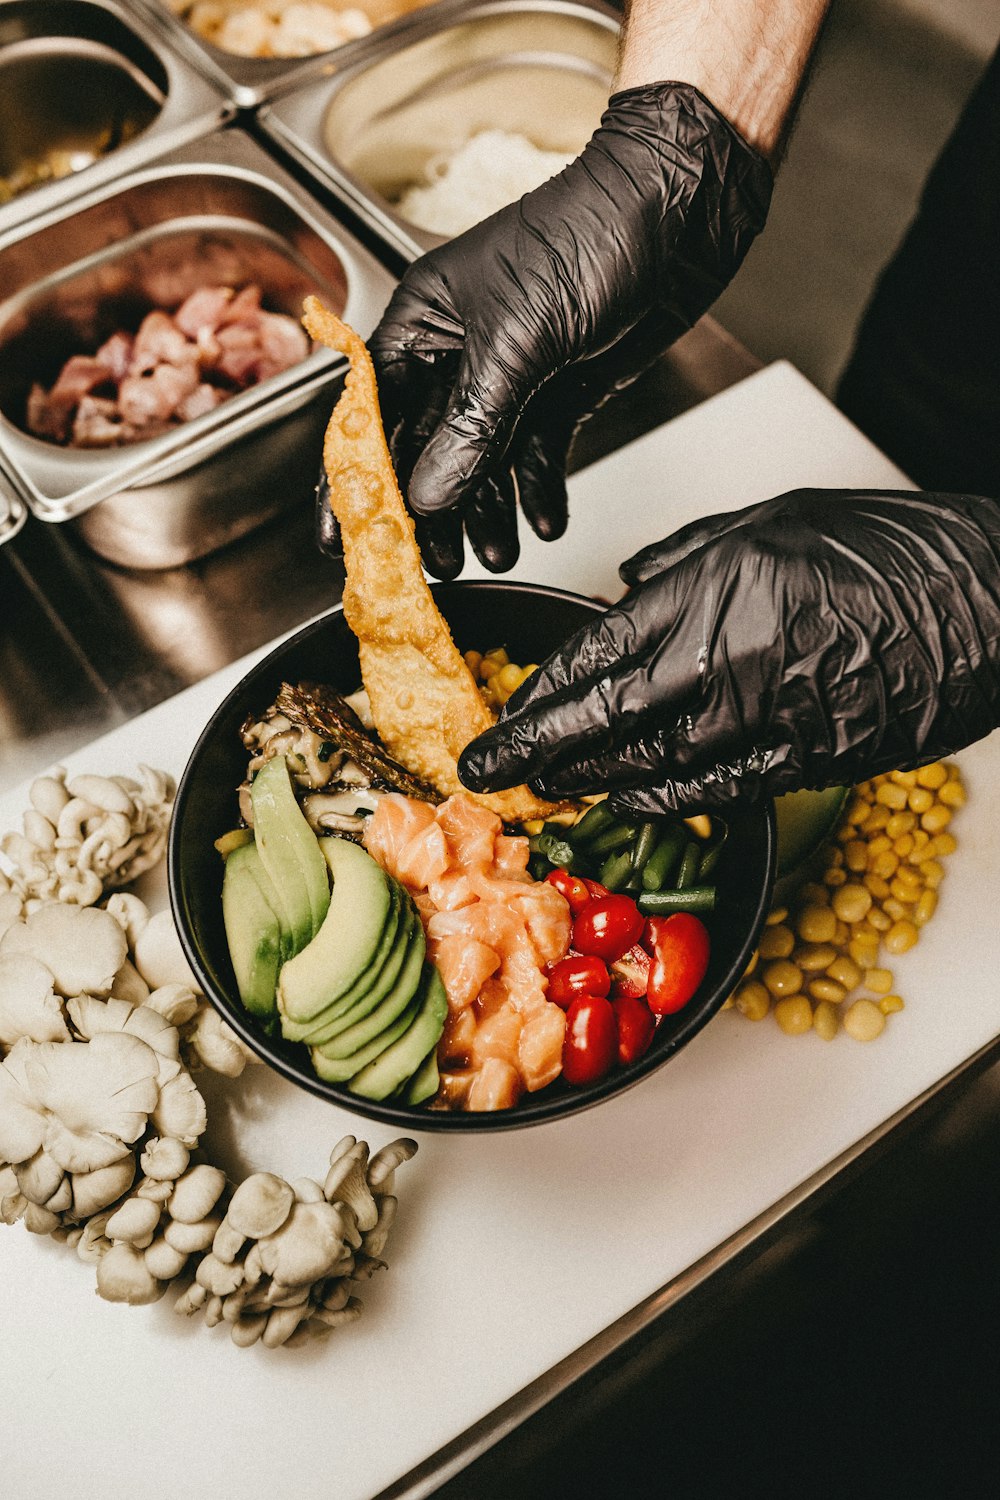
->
(0, 766), (174, 912)
(174, 1137), (416, 1349)
(0, 764), (420, 1351)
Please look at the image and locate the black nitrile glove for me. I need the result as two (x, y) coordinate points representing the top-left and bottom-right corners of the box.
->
(315, 82), (772, 579)
(458, 489), (1000, 812)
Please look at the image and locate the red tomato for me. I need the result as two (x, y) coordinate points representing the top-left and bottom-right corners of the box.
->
(581, 878), (609, 900)
(544, 868), (591, 915)
(546, 954), (611, 1009)
(609, 943), (651, 1000)
(562, 995), (618, 1085)
(572, 894), (644, 963)
(612, 994), (656, 1065)
(641, 916), (672, 955)
(645, 913), (711, 1015)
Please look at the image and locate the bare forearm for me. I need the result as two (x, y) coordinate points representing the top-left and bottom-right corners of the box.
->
(616, 0), (831, 159)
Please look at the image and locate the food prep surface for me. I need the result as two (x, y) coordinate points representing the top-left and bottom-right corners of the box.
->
(4, 362), (1000, 1500)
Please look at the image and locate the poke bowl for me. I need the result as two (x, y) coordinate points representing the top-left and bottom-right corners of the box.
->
(169, 580), (776, 1131)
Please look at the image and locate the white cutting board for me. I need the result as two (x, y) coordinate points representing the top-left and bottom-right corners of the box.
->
(3, 362), (998, 1500)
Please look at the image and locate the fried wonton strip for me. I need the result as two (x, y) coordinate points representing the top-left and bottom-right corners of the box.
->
(302, 297), (556, 823)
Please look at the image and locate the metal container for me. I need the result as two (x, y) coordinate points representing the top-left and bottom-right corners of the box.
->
(133, 0), (443, 110)
(0, 129), (396, 569)
(0, 0), (230, 236)
(260, 0), (619, 263)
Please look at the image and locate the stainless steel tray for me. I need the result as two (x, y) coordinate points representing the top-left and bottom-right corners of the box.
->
(133, 0), (445, 110)
(0, 0), (230, 237)
(259, 0), (619, 263)
(0, 127), (396, 569)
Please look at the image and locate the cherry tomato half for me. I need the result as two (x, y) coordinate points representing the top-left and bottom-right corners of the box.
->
(572, 894), (644, 963)
(646, 912), (711, 1015)
(544, 868), (591, 915)
(581, 878), (610, 900)
(609, 943), (651, 1000)
(562, 994), (618, 1085)
(612, 994), (656, 1065)
(547, 954), (611, 1009)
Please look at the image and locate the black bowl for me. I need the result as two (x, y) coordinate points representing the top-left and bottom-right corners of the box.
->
(169, 580), (776, 1131)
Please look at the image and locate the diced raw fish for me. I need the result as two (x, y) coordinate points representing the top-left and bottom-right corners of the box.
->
(518, 1006), (566, 1092)
(71, 394), (129, 448)
(177, 382), (225, 422)
(95, 331), (134, 383)
(430, 934), (500, 1013)
(118, 360), (200, 426)
(131, 309), (198, 374)
(213, 322), (262, 386)
(219, 283), (263, 327)
(466, 1058), (521, 1112)
(255, 311), (310, 381)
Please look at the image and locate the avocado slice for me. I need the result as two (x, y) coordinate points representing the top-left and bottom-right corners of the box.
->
(277, 835), (392, 1024)
(313, 912), (427, 1059)
(250, 755), (330, 950)
(299, 893), (420, 1046)
(348, 965), (448, 1101)
(310, 990), (423, 1084)
(280, 881), (405, 1044)
(403, 1044), (440, 1106)
(222, 843), (283, 1017)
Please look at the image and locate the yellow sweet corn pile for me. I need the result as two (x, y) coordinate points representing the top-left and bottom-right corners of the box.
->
(728, 762), (964, 1041)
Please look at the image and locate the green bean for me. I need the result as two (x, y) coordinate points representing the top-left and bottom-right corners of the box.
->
(630, 821), (661, 876)
(536, 833), (576, 869)
(567, 802), (617, 846)
(638, 886), (717, 915)
(588, 820), (639, 859)
(642, 826), (685, 891)
(698, 837), (726, 881)
(599, 850), (633, 892)
(529, 854), (550, 882)
(675, 841), (702, 890)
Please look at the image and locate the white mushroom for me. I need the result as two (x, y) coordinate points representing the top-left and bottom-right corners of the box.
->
(76, 1211), (113, 1264)
(230, 1311), (268, 1348)
(168, 1164), (226, 1224)
(226, 1173), (295, 1242)
(105, 1195), (162, 1245)
(0, 891), (23, 942)
(67, 997), (180, 1062)
(323, 1141), (378, 1232)
(23, 1202), (61, 1235)
(362, 1196), (398, 1260)
(143, 1235), (188, 1281)
(133, 910), (198, 991)
(96, 1242), (165, 1305)
(0, 955), (70, 1048)
(109, 959), (150, 1008)
(311, 1300), (363, 1331)
(65, 775), (135, 818)
(24, 1033), (160, 1174)
(0, 1163), (27, 1225)
(71, 1155), (136, 1220)
(195, 1254), (244, 1298)
(151, 1072), (207, 1146)
(136, 1177), (174, 1204)
(290, 1177), (324, 1204)
(366, 1138), (418, 1196)
(140, 1136), (189, 1182)
(145, 985), (200, 1027)
(163, 1215), (221, 1254)
(183, 1005), (254, 1076)
(256, 1201), (352, 1289)
(0, 905), (126, 997)
(262, 1304), (309, 1348)
(13, 1149), (64, 1207)
(29, 772), (70, 825)
(104, 894), (150, 951)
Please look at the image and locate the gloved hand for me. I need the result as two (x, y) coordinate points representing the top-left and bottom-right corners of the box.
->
(458, 489), (1000, 812)
(316, 81), (772, 580)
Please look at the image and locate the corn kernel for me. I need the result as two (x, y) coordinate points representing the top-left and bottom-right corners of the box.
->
(938, 779), (965, 808)
(879, 994), (905, 1015)
(893, 834), (915, 858)
(832, 884), (872, 924)
(809, 978), (847, 1004)
(891, 769), (918, 787)
(921, 804), (953, 834)
(930, 832), (958, 857)
(464, 649), (483, 676)
(796, 943), (838, 972)
(865, 805), (891, 831)
(684, 814), (713, 840)
(522, 819), (545, 836)
(919, 859), (944, 888)
(763, 960), (804, 997)
(885, 919), (919, 954)
(813, 1000), (839, 1040)
(864, 967), (894, 995)
(867, 906), (892, 932)
(765, 906), (789, 926)
(916, 762), (948, 789)
(844, 840), (869, 872)
(834, 920), (850, 945)
(883, 897), (911, 922)
(844, 999), (887, 1041)
(480, 657), (503, 681)
(722, 993), (736, 1009)
(483, 647), (509, 666)
(863, 874), (891, 901)
(849, 937), (879, 968)
(846, 796), (871, 826)
(871, 850), (899, 880)
(759, 924), (795, 960)
(823, 867), (847, 887)
(889, 877), (921, 905)
(735, 981), (770, 1020)
(800, 882), (830, 907)
(907, 787), (934, 814)
(774, 995), (813, 1036)
(496, 663), (525, 695)
(519, 664), (539, 684)
(914, 889), (938, 926)
(743, 950), (759, 977)
(827, 846), (845, 868)
(826, 955), (862, 990)
(875, 781), (908, 810)
(836, 822), (856, 844)
(796, 905), (837, 944)
(868, 834), (893, 857)
(886, 811), (917, 838)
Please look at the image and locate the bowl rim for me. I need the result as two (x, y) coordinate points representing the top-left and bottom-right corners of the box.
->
(168, 579), (776, 1131)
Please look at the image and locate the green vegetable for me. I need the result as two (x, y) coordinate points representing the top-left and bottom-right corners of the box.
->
(675, 840), (702, 890)
(588, 820), (639, 858)
(638, 886), (717, 914)
(641, 825), (685, 891)
(598, 849), (633, 891)
(567, 802), (617, 846)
